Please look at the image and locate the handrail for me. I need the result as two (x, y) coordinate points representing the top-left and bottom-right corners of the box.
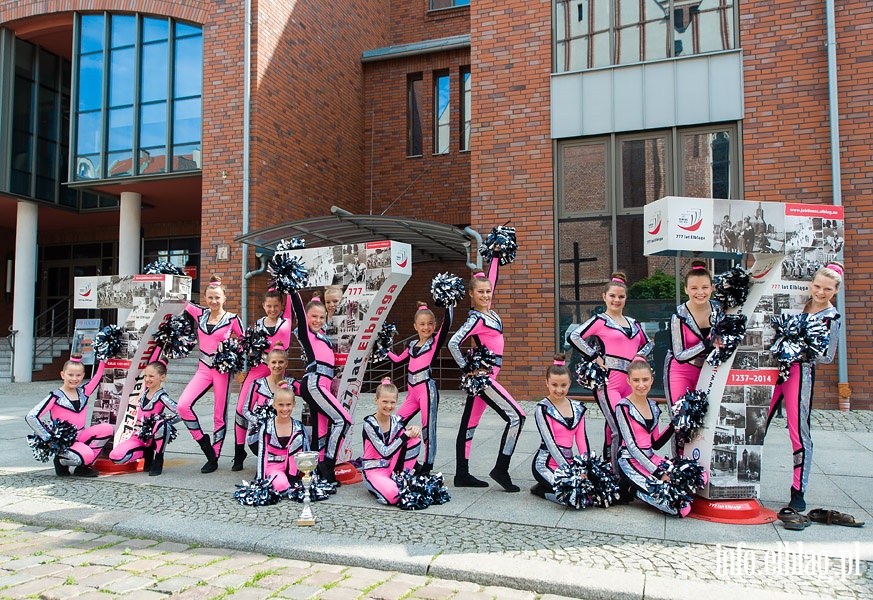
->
(33, 297), (73, 367)
(4, 327), (16, 383)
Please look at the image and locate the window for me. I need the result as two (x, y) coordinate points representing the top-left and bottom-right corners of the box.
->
(434, 71), (450, 154)
(407, 74), (423, 157)
(555, 0), (736, 73)
(431, 0), (470, 10)
(460, 67), (471, 151)
(72, 13), (203, 181)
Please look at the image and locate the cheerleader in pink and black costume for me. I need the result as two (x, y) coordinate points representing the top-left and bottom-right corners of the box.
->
(615, 358), (700, 517)
(663, 261), (719, 457)
(232, 288), (294, 471)
(177, 275), (244, 473)
(292, 291), (351, 484)
(569, 272), (652, 467)
(256, 381), (309, 494)
(240, 344), (290, 457)
(530, 354), (590, 503)
(26, 355), (113, 477)
(766, 262), (842, 512)
(387, 301), (452, 474)
(109, 360), (178, 476)
(448, 262), (526, 492)
(361, 379), (421, 505)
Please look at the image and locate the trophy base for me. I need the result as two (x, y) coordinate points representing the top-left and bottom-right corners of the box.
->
(296, 517), (317, 527)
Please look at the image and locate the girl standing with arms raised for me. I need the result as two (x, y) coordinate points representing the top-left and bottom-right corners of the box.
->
(449, 261), (526, 492)
(766, 262), (842, 512)
(569, 272), (652, 466)
(177, 275), (244, 473)
(663, 261), (719, 456)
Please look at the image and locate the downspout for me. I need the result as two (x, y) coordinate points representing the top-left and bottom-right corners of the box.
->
(825, 0), (850, 410)
(241, 0), (252, 326)
(463, 227), (483, 271)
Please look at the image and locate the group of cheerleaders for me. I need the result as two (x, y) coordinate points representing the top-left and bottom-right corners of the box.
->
(26, 253), (844, 516)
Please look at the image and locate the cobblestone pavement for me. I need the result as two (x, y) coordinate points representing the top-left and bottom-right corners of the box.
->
(0, 521), (572, 600)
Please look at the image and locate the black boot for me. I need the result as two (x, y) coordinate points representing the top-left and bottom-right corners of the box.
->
(149, 452), (164, 476)
(530, 483), (548, 498)
(53, 456), (70, 477)
(415, 463), (433, 476)
(142, 448), (155, 472)
(73, 464), (99, 477)
(789, 486), (806, 512)
(454, 457), (489, 488)
(197, 435), (218, 473)
(231, 444), (247, 472)
(489, 454), (520, 492)
(317, 457), (338, 484)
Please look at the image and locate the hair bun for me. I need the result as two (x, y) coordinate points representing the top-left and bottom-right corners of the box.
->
(380, 377), (392, 385)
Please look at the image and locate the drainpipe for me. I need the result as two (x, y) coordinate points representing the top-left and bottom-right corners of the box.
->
(463, 227), (483, 271)
(825, 0), (850, 411)
(240, 0), (252, 326)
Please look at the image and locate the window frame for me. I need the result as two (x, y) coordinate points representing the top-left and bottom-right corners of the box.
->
(433, 70), (451, 155)
(406, 73), (423, 158)
(460, 66), (471, 152)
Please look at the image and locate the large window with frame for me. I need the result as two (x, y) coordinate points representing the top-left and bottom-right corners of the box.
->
(460, 67), (471, 151)
(434, 71), (450, 155)
(72, 13), (202, 181)
(557, 125), (738, 392)
(554, 0), (736, 73)
(407, 74), (423, 157)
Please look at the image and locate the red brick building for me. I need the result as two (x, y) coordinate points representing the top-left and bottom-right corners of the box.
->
(1, 0), (870, 409)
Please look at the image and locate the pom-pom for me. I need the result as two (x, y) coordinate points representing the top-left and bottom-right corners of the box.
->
(249, 404), (277, 431)
(649, 457), (708, 513)
(93, 325), (124, 361)
(286, 473), (337, 502)
(241, 326), (271, 367)
(392, 470), (451, 510)
(152, 315), (197, 359)
(460, 346), (499, 395)
(479, 225), (518, 266)
(371, 322), (397, 363)
(706, 310), (747, 366)
(26, 419), (79, 462)
(712, 266), (750, 309)
(233, 476), (283, 506)
(671, 389), (709, 443)
(431, 273), (465, 308)
(553, 454), (621, 509)
(268, 241), (309, 294)
(212, 339), (245, 374)
(143, 261), (186, 276)
(137, 414), (178, 445)
(769, 313), (831, 382)
(575, 359), (608, 390)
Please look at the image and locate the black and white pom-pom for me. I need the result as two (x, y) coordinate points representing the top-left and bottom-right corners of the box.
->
(712, 266), (750, 309)
(26, 419), (79, 462)
(93, 325), (124, 361)
(143, 261), (186, 276)
(706, 310), (747, 366)
(137, 414), (178, 445)
(287, 473), (336, 503)
(392, 470), (451, 511)
(372, 322), (397, 363)
(650, 457), (707, 512)
(479, 225), (518, 266)
(268, 240), (309, 294)
(241, 326), (270, 367)
(671, 389), (709, 443)
(249, 403), (277, 429)
(575, 358), (609, 390)
(212, 339), (245, 374)
(233, 476), (283, 506)
(152, 315), (197, 359)
(769, 313), (831, 382)
(276, 238), (305, 252)
(460, 346), (499, 395)
(553, 454), (620, 509)
(431, 273), (465, 308)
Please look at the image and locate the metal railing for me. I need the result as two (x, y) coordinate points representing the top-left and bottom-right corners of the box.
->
(4, 327), (16, 383)
(33, 298), (73, 365)
(360, 332), (461, 392)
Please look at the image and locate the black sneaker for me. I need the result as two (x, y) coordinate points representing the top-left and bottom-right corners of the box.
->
(789, 487), (806, 512)
(73, 465), (99, 478)
(53, 456), (70, 477)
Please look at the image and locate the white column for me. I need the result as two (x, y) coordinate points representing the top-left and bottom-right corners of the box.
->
(12, 202), (37, 383)
(117, 192), (142, 325)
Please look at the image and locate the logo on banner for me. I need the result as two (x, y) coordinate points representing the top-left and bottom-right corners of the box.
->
(678, 209), (703, 232)
(78, 283), (92, 297)
(647, 211), (662, 236)
(395, 248), (409, 269)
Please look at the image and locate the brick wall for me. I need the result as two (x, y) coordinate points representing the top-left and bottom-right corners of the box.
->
(389, 0), (468, 46)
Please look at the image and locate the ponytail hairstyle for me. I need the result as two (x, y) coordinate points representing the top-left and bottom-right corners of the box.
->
(267, 341), (288, 363)
(469, 269), (490, 291)
(273, 379), (296, 403)
(684, 259), (712, 285)
(62, 353), (85, 372)
(816, 261), (844, 290)
(375, 377), (398, 399)
(146, 360), (168, 376)
(546, 353), (570, 379)
(305, 291), (325, 313)
(603, 271), (628, 293)
(206, 274), (226, 295)
(627, 355), (653, 376)
(414, 301), (435, 324)
(264, 287), (284, 302)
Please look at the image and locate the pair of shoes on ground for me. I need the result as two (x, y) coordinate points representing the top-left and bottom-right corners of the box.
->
(777, 506), (865, 530)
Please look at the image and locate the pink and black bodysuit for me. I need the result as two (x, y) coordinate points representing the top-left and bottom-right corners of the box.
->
(361, 413), (421, 505)
(109, 387), (179, 464)
(241, 377), (279, 451)
(26, 361), (113, 468)
(176, 304), (244, 457)
(256, 415), (309, 494)
(387, 306), (452, 470)
(531, 397), (589, 504)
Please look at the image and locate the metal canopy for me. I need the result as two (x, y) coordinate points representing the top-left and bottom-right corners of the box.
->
(235, 206), (479, 268)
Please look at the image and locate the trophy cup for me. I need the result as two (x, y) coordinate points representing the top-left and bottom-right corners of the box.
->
(294, 451), (320, 526)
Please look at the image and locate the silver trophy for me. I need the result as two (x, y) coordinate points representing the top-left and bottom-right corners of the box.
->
(294, 451), (320, 526)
